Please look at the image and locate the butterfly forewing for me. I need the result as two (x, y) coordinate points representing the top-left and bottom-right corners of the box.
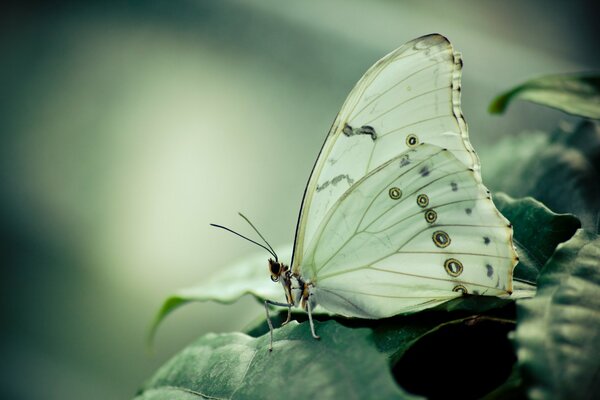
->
(301, 144), (515, 318)
(292, 34), (478, 272)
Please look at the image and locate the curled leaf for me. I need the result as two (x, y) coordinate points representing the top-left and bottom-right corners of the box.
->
(493, 193), (580, 282)
(148, 245), (291, 345)
(489, 74), (600, 119)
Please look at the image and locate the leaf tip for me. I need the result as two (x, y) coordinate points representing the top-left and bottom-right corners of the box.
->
(146, 295), (190, 351)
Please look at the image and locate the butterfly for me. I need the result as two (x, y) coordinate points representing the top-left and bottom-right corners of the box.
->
(213, 33), (518, 351)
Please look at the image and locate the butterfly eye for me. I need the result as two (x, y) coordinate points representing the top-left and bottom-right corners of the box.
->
(270, 275), (280, 282)
(269, 262), (281, 275)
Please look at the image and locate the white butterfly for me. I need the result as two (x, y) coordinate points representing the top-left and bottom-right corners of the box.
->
(217, 34), (518, 350)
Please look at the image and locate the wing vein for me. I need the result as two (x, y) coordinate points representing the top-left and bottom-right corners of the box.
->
(350, 58), (448, 121)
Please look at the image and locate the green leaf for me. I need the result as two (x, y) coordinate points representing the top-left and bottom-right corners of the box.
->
(489, 74), (600, 119)
(136, 320), (419, 400)
(242, 298), (517, 399)
(493, 193), (580, 282)
(245, 296), (514, 358)
(514, 229), (600, 399)
(148, 245), (292, 345)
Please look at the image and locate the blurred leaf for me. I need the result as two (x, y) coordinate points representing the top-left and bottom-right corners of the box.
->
(136, 320), (419, 400)
(489, 74), (600, 119)
(514, 229), (600, 399)
(481, 128), (600, 232)
(493, 194), (580, 282)
(148, 245), (292, 345)
(554, 120), (600, 166)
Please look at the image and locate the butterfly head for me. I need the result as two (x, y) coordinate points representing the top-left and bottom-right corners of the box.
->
(268, 258), (289, 282)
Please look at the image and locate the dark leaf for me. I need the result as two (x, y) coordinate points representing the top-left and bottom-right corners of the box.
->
(514, 229), (600, 399)
(493, 194), (580, 282)
(246, 296), (515, 359)
(136, 320), (419, 400)
(244, 299), (518, 399)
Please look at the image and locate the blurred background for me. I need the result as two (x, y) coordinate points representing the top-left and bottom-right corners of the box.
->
(1, 1), (598, 399)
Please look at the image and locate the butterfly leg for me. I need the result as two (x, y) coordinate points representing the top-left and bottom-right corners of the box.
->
(264, 299), (294, 351)
(306, 299), (320, 340)
(281, 306), (292, 326)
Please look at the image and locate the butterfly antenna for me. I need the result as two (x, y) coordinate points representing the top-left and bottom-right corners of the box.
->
(210, 222), (278, 261)
(237, 212), (279, 262)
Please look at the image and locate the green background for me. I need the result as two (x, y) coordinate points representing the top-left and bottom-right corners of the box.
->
(1, 1), (598, 399)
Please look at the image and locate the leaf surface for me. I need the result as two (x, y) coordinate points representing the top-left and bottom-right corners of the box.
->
(137, 320), (419, 400)
(515, 229), (600, 399)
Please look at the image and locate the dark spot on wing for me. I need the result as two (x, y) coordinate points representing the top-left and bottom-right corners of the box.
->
(406, 134), (419, 147)
(465, 208), (472, 215)
(453, 285), (467, 294)
(342, 123), (353, 136)
(316, 174), (354, 192)
(389, 187), (402, 200)
(425, 209), (437, 223)
(432, 230), (450, 248)
(400, 155), (410, 167)
(316, 181), (330, 191)
(483, 237), (490, 245)
(444, 258), (463, 277)
(417, 194), (429, 208)
(358, 125), (377, 140)
(342, 123), (377, 140)
(419, 166), (430, 177)
(486, 264), (493, 278)
(450, 182), (458, 191)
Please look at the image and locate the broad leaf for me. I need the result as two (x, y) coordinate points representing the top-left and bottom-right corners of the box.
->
(148, 245), (292, 344)
(136, 320), (419, 400)
(489, 74), (600, 119)
(245, 296), (515, 359)
(514, 229), (600, 399)
(493, 194), (580, 282)
(243, 298), (518, 398)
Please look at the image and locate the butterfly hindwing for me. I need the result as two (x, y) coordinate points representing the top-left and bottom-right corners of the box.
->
(301, 144), (516, 318)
